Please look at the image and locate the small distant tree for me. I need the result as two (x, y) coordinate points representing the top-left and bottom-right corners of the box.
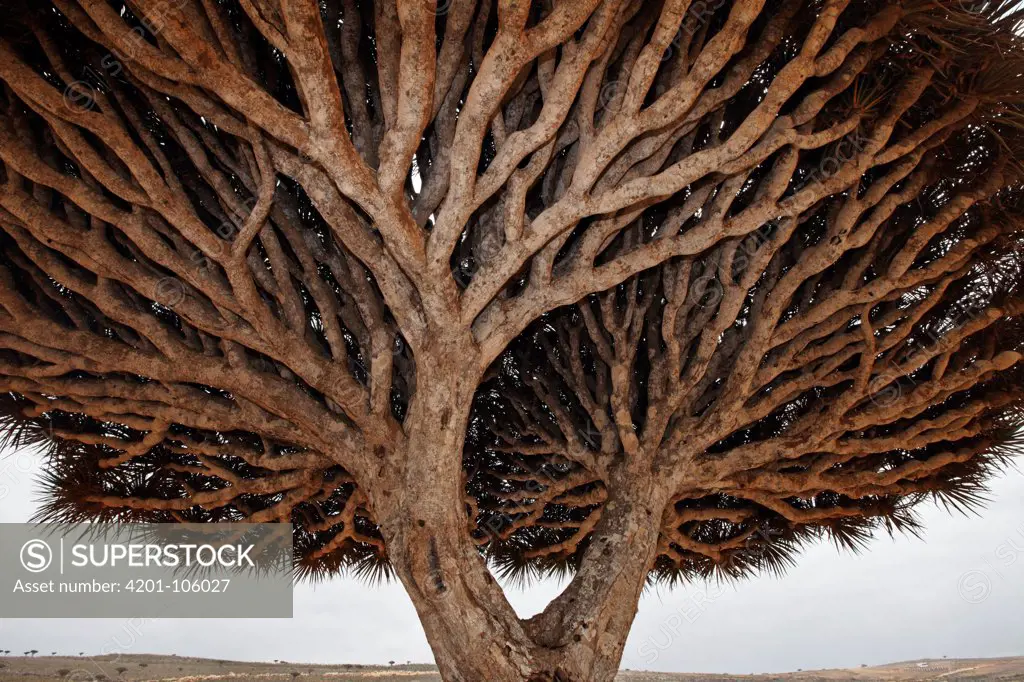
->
(116, 667), (128, 676)
(57, 670), (71, 678)
(2, 2), (1024, 681)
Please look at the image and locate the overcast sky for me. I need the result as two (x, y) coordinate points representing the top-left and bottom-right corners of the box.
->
(1, 446), (1021, 674)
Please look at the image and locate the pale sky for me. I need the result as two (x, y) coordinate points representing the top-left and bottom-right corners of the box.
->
(1, 446), (1021, 674)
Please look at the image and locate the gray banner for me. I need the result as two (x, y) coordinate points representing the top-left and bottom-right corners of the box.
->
(0, 523), (293, 618)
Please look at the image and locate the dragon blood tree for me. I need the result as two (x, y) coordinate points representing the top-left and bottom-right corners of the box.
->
(1, 0), (1024, 678)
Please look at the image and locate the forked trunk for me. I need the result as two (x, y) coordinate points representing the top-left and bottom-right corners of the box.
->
(384, 480), (666, 682)
(371, 344), (669, 681)
(524, 476), (670, 681)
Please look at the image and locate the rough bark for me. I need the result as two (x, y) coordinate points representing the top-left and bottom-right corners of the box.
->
(525, 479), (671, 681)
(375, 337), (670, 681)
(374, 339), (539, 682)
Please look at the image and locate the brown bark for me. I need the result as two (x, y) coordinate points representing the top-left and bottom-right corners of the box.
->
(384, 465), (669, 681)
(372, 337), (537, 682)
(370, 336), (669, 681)
(525, 479), (671, 681)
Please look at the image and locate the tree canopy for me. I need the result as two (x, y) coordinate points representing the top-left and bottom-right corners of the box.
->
(1, 0), (1023, 679)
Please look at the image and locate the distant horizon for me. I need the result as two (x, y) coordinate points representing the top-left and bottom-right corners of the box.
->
(3, 651), (1024, 664)
(1, 651), (1024, 675)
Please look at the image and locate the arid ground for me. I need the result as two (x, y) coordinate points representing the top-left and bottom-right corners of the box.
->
(0, 655), (1022, 681)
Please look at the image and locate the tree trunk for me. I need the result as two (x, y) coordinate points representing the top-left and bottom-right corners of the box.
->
(371, 336), (669, 681)
(525, 473), (671, 681)
(372, 336), (538, 681)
